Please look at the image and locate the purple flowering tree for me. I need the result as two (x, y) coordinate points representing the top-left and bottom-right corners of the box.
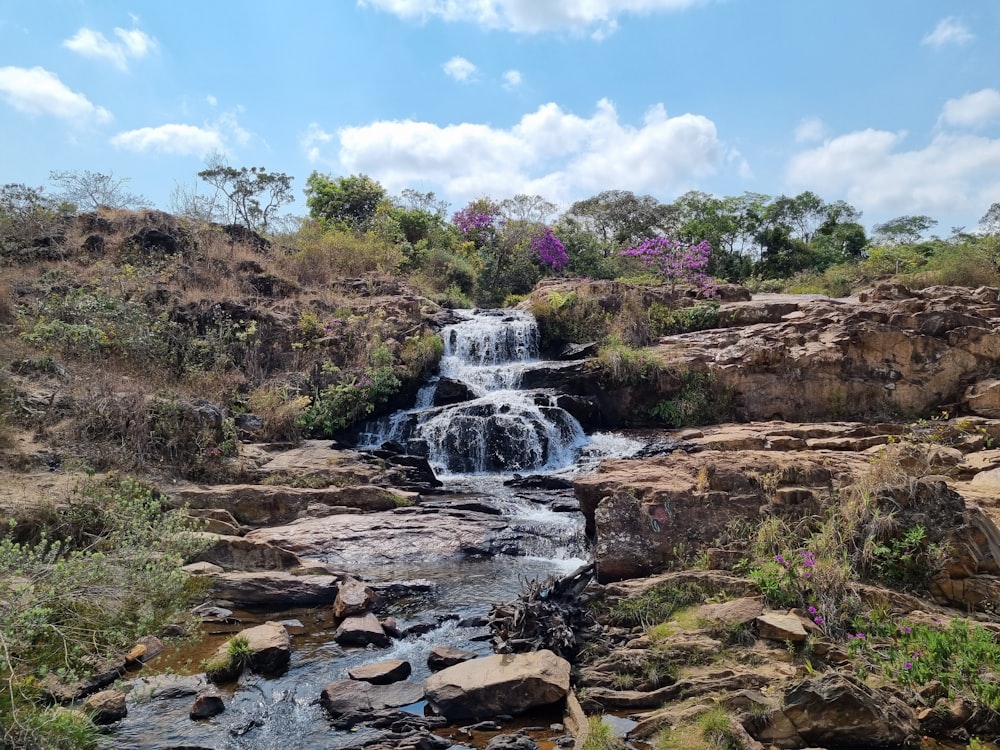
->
(530, 226), (569, 272)
(620, 238), (717, 296)
(452, 198), (502, 247)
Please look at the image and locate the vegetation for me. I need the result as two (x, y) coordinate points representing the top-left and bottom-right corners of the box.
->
(201, 635), (252, 684)
(0, 477), (204, 749)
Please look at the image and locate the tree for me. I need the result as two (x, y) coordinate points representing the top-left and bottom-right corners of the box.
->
(565, 190), (679, 256)
(0, 184), (67, 245)
(49, 169), (149, 211)
(305, 172), (387, 231)
(980, 202), (1000, 236)
(872, 215), (938, 245)
(500, 194), (558, 224)
(621, 237), (716, 295)
(197, 158), (293, 233)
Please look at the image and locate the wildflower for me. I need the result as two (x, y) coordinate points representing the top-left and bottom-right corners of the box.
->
(775, 554), (785, 565)
(904, 661), (912, 670)
(808, 606), (817, 615)
(813, 616), (825, 625)
(901, 626), (911, 635)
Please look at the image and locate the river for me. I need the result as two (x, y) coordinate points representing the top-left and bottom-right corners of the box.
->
(107, 308), (640, 749)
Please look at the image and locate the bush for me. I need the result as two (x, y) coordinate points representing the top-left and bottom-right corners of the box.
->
(0, 477), (204, 749)
(532, 290), (609, 353)
(648, 302), (721, 336)
(651, 369), (734, 427)
(596, 338), (663, 386)
(281, 220), (404, 283)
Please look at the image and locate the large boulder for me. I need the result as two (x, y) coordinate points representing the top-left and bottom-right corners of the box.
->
(781, 673), (918, 747)
(320, 680), (425, 728)
(334, 577), (378, 618)
(207, 571), (338, 607)
(423, 650), (570, 721)
(334, 613), (391, 648)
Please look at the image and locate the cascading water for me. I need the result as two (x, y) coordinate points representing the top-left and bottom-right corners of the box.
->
(109, 308), (640, 750)
(359, 309), (588, 476)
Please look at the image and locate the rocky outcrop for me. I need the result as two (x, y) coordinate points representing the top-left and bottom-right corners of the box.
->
(423, 650), (570, 721)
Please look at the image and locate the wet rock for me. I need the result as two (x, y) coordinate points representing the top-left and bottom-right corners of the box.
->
(486, 734), (539, 750)
(124, 635), (164, 667)
(433, 377), (476, 406)
(240, 622), (292, 676)
(208, 571), (338, 607)
(128, 673), (208, 701)
(83, 688), (127, 724)
(187, 532), (301, 571)
(403, 621), (439, 638)
(349, 659), (412, 685)
(189, 690), (225, 720)
(335, 613), (391, 648)
(320, 680), (425, 728)
(334, 577), (378, 618)
(423, 650), (570, 721)
(504, 474), (574, 490)
(428, 645), (477, 671)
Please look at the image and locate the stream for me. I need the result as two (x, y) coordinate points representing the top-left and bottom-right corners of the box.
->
(107, 308), (641, 750)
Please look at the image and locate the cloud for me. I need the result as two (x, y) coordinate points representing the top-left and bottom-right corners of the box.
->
(359, 0), (706, 34)
(794, 116), (825, 143)
(443, 56), (477, 82)
(0, 65), (112, 123)
(786, 128), (1000, 218)
(922, 17), (973, 48)
(111, 113), (249, 157)
(502, 69), (523, 90)
(63, 25), (158, 71)
(940, 89), (1000, 128)
(306, 98), (726, 204)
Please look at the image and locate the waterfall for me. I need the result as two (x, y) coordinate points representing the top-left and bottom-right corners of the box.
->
(358, 309), (588, 476)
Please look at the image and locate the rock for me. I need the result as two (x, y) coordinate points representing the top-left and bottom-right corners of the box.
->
(189, 690), (225, 719)
(334, 577), (378, 618)
(127, 674), (208, 702)
(83, 688), (127, 724)
(320, 680), (425, 727)
(240, 622), (292, 676)
(432, 377), (476, 406)
(756, 612), (808, 642)
(695, 597), (764, 630)
(592, 490), (658, 583)
(486, 734), (539, 750)
(187, 532), (301, 571)
(962, 378), (1000, 419)
(428, 645), (477, 671)
(423, 650), (570, 721)
(349, 659), (412, 684)
(208, 571), (338, 607)
(335, 613), (391, 648)
(124, 635), (164, 667)
(782, 673), (917, 747)
(504, 474), (574, 490)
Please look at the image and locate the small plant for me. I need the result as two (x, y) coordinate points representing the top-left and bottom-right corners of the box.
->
(596, 337), (664, 386)
(201, 635), (252, 683)
(582, 716), (626, 750)
(648, 301), (721, 336)
(697, 707), (742, 750)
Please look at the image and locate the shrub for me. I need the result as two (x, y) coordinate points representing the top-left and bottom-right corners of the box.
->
(297, 363), (401, 437)
(532, 290), (609, 353)
(651, 370), (734, 427)
(582, 716), (627, 750)
(202, 635), (251, 683)
(648, 302), (721, 336)
(596, 338), (664, 386)
(281, 220), (404, 283)
(0, 477), (204, 748)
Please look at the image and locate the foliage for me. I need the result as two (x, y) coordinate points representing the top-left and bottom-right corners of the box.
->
(48, 169), (149, 211)
(0, 183), (70, 250)
(697, 707), (742, 750)
(651, 369), (734, 427)
(201, 635), (251, 683)
(198, 159), (294, 233)
(305, 172), (387, 231)
(0, 477), (204, 748)
(596, 338), (664, 386)
(593, 581), (708, 629)
(849, 618), (1000, 710)
(281, 219), (404, 281)
(297, 342), (402, 436)
(530, 226), (569, 270)
(566, 190), (679, 256)
(648, 302), (721, 336)
(872, 215), (938, 245)
(621, 238), (716, 295)
(582, 716), (627, 750)
(531, 290), (609, 352)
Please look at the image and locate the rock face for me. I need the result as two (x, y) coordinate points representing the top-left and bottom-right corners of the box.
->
(423, 650), (570, 721)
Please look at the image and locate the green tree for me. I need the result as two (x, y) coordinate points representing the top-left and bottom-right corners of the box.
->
(197, 158), (294, 233)
(564, 190), (679, 257)
(304, 172), (387, 231)
(979, 202), (1000, 236)
(873, 215), (938, 245)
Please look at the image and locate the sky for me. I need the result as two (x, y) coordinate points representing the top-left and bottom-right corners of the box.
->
(2, 0), (1000, 234)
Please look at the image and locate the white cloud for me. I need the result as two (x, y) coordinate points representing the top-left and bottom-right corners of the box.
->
(922, 17), (973, 48)
(63, 25), (158, 71)
(502, 69), (523, 90)
(306, 98), (727, 204)
(111, 113), (249, 157)
(794, 116), (825, 144)
(941, 89), (1000, 129)
(787, 128), (1000, 218)
(359, 0), (706, 34)
(0, 65), (112, 123)
(443, 56), (477, 82)
(206, 94), (218, 107)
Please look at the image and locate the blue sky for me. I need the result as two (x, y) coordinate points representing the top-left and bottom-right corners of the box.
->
(2, 1), (999, 233)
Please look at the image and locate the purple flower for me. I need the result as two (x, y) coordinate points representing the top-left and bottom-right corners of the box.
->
(620, 238), (717, 295)
(901, 626), (911, 635)
(904, 661), (912, 670)
(775, 555), (785, 565)
(813, 616), (825, 625)
(530, 226), (569, 271)
(808, 606), (817, 615)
